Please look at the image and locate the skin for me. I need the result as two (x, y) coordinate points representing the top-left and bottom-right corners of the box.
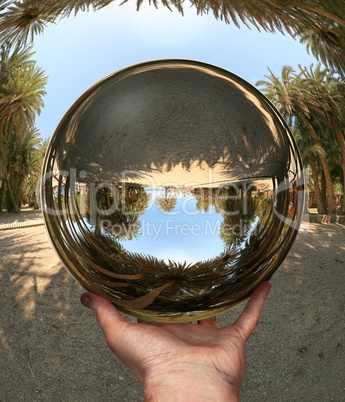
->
(80, 281), (271, 402)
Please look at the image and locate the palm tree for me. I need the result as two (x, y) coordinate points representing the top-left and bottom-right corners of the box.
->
(257, 65), (336, 214)
(21, 136), (49, 208)
(156, 187), (178, 213)
(0, 44), (47, 138)
(0, 43), (47, 211)
(299, 64), (345, 213)
(4, 127), (41, 211)
(299, 26), (345, 76)
(322, 77), (345, 213)
(192, 188), (213, 213)
(0, 0), (345, 74)
(293, 125), (327, 213)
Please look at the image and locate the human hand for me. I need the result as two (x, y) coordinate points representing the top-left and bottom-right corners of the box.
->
(80, 282), (271, 402)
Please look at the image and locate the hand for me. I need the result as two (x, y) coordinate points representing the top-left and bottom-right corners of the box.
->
(80, 282), (271, 402)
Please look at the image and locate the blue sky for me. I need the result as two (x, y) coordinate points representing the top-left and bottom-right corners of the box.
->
(33, 2), (319, 140)
(118, 190), (226, 264)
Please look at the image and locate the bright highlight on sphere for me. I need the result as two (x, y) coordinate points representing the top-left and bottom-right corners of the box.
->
(41, 59), (304, 322)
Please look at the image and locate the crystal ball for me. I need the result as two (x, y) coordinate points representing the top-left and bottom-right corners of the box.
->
(41, 59), (304, 322)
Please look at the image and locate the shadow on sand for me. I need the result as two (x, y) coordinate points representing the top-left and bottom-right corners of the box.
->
(0, 221), (344, 401)
(0, 226), (143, 401)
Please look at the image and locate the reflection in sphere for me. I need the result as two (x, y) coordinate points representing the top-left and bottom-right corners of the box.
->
(41, 60), (304, 322)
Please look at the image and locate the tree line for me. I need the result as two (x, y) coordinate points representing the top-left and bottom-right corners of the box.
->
(257, 64), (345, 214)
(0, 44), (47, 212)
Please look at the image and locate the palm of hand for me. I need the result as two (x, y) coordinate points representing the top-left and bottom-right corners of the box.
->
(115, 317), (246, 389)
(81, 282), (270, 396)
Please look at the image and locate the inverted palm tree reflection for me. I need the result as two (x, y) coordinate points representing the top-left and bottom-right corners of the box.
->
(42, 60), (304, 321)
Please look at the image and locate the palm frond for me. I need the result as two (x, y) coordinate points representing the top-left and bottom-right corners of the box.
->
(0, 0), (345, 77)
(0, 1), (54, 46)
(0, 43), (47, 137)
(299, 25), (345, 76)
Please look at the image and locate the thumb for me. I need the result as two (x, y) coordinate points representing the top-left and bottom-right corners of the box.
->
(80, 292), (128, 339)
(232, 282), (271, 342)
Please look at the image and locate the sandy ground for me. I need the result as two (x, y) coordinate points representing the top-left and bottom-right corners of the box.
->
(0, 210), (344, 401)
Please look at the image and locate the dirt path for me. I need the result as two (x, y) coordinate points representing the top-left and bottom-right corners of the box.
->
(0, 216), (344, 401)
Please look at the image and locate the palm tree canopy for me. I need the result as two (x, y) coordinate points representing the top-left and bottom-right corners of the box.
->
(0, 43), (47, 136)
(257, 62), (345, 214)
(6, 126), (41, 177)
(299, 26), (345, 76)
(0, 1), (345, 74)
(256, 65), (311, 123)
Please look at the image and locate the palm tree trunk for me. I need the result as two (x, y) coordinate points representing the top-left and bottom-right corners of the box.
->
(320, 171), (327, 209)
(318, 151), (335, 213)
(308, 151), (326, 214)
(15, 173), (26, 209)
(0, 178), (5, 211)
(302, 117), (335, 213)
(4, 166), (20, 212)
(330, 118), (345, 214)
(262, 0), (345, 26)
(294, 2), (345, 26)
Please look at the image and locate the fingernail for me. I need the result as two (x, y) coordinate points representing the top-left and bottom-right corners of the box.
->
(81, 294), (92, 309)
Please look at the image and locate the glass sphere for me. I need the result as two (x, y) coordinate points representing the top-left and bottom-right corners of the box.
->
(41, 59), (304, 322)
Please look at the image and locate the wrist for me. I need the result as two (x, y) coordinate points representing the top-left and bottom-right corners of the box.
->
(144, 368), (239, 402)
